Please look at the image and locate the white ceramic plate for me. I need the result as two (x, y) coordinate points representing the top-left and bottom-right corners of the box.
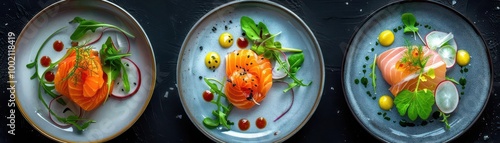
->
(177, 0), (324, 142)
(14, 0), (156, 142)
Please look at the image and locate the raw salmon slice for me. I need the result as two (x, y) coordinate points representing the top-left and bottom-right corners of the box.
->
(225, 49), (272, 109)
(54, 49), (107, 111)
(377, 46), (446, 96)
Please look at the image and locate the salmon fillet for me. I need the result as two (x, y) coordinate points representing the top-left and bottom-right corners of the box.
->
(225, 49), (272, 109)
(377, 46), (446, 96)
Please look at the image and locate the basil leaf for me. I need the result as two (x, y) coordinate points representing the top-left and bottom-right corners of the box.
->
(240, 16), (261, 41)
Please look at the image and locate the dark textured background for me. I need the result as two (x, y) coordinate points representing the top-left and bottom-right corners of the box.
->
(0, 0), (498, 142)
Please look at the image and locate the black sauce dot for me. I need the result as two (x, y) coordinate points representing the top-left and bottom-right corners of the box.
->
(229, 20), (233, 24)
(134, 82), (137, 85)
(242, 33), (246, 36)
(225, 25), (228, 30)
(208, 61), (211, 64)
(199, 76), (202, 80)
(199, 46), (203, 51)
(432, 111), (440, 119)
(117, 82), (120, 85)
(126, 64), (129, 67)
(121, 89), (124, 92)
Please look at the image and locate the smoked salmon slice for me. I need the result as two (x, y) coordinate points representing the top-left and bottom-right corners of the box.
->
(225, 49), (273, 109)
(377, 46), (446, 96)
(54, 48), (108, 111)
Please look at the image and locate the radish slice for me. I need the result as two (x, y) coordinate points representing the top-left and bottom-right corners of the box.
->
(434, 80), (459, 114)
(115, 31), (131, 53)
(49, 96), (82, 128)
(437, 45), (457, 68)
(425, 31), (457, 51)
(272, 51), (289, 79)
(111, 58), (141, 98)
(273, 81), (294, 122)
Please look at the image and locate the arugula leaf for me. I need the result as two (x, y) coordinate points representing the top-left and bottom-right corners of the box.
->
(394, 89), (435, 121)
(202, 78), (233, 130)
(240, 16), (310, 92)
(288, 53), (305, 74)
(69, 17), (134, 41)
(100, 37), (132, 93)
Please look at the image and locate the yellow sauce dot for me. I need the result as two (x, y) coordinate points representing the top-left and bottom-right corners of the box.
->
(378, 30), (395, 47)
(219, 32), (233, 48)
(456, 49), (470, 66)
(205, 52), (221, 69)
(378, 95), (393, 111)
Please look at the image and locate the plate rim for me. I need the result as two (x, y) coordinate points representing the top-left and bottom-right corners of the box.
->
(13, 0), (157, 142)
(341, 0), (493, 142)
(176, 0), (324, 142)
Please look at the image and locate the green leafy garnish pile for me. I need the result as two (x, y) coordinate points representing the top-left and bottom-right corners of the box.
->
(240, 16), (311, 92)
(100, 36), (132, 97)
(202, 78), (234, 129)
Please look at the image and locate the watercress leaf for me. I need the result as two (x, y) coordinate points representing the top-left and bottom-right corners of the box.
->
(401, 13), (419, 33)
(240, 16), (261, 41)
(203, 117), (219, 129)
(258, 22), (270, 37)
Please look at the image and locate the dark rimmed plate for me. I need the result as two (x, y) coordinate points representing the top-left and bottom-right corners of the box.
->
(342, 1), (492, 142)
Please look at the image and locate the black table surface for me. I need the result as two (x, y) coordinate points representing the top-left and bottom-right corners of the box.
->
(1, 0), (499, 142)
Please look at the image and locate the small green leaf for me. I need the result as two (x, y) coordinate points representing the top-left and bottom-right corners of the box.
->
(203, 117), (219, 129)
(401, 13), (419, 33)
(288, 53), (305, 74)
(240, 16), (261, 41)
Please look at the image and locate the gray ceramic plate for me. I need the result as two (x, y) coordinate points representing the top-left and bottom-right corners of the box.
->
(177, 0), (324, 142)
(342, 1), (492, 142)
(14, 0), (155, 142)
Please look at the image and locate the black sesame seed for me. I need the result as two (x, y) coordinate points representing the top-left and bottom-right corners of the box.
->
(229, 20), (233, 24)
(225, 25), (228, 30)
(134, 82), (137, 85)
(247, 55), (250, 58)
(199, 76), (202, 80)
(121, 89), (124, 92)
(199, 46), (203, 51)
(242, 33), (246, 36)
(208, 61), (211, 64)
(215, 60), (218, 63)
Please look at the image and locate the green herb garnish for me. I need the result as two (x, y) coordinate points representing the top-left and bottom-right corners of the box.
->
(369, 54), (377, 92)
(202, 78), (234, 129)
(288, 52), (305, 75)
(69, 17), (134, 41)
(240, 16), (311, 92)
(401, 13), (425, 45)
(100, 36), (132, 94)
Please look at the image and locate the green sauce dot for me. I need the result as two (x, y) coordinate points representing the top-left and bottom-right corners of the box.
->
(354, 79), (360, 84)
